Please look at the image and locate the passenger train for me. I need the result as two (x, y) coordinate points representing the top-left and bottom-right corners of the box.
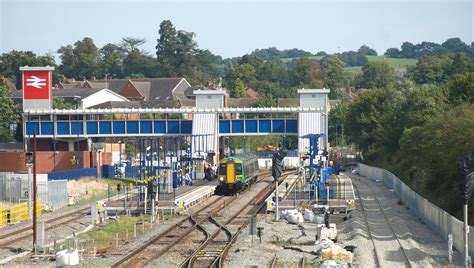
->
(215, 153), (259, 195)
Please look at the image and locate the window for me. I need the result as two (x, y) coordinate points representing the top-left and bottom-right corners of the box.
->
(235, 163), (242, 175)
(219, 164), (226, 175)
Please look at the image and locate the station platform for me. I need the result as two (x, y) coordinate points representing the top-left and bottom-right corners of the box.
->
(267, 173), (355, 212)
(156, 179), (218, 214)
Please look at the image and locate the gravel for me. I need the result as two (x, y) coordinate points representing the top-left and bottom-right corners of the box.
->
(224, 173), (463, 268)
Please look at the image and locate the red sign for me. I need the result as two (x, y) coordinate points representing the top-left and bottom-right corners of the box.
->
(23, 71), (51, 100)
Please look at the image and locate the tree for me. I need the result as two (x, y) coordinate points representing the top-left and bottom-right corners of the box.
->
(410, 55), (451, 84)
(384, 48), (401, 58)
(58, 37), (100, 80)
(120, 37), (146, 54)
(398, 104), (474, 214)
(445, 72), (474, 104)
(360, 61), (395, 88)
(344, 88), (388, 158)
(53, 97), (76, 109)
(0, 50), (57, 88)
(290, 57), (324, 87)
(0, 83), (19, 142)
(358, 45), (377, 56)
(99, 43), (124, 78)
(123, 49), (158, 78)
(400, 42), (417, 58)
(337, 51), (368, 67)
(321, 55), (345, 88)
(231, 78), (247, 98)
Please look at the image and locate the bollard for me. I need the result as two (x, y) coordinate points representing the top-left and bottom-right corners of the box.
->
(115, 233), (119, 247)
(126, 230), (129, 241)
(134, 224), (137, 238)
(142, 219), (145, 233)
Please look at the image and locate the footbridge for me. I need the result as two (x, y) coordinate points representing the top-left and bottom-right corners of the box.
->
(23, 89), (330, 156)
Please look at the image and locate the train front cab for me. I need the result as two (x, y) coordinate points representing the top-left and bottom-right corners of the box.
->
(217, 159), (244, 194)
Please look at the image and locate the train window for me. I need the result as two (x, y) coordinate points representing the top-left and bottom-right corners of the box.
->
(219, 164), (226, 174)
(235, 164), (242, 175)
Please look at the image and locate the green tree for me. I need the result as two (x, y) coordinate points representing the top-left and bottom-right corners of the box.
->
(53, 97), (75, 109)
(0, 84), (19, 142)
(410, 55), (451, 84)
(99, 43), (124, 78)
(120, 37), (146, 54)
(384, 48), (401, 58)
(445, 72), (474, 104)
(398, 104), (474, 218)
(328, 100), (348, 146)
(360, 61), (395, 88)
(58, 37), (100, 79)
(357, 45), (377, 56)
(344, 88), (389, 159)
(321, 55), (345, 88)
(0, 50), (57, 88)
(123, 49), (158, 78)
(156, 20), (178, 76)
(231, 78), (247, 98)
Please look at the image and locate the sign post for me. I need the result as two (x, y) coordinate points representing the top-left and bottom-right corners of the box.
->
(20, 66), (54, 111)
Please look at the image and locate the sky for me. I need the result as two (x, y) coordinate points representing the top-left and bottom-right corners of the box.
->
(0, 0), (472, 59)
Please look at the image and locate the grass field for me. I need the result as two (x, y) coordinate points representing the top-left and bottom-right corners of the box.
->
(280, 55), (417, 67)
(366, 55), (417, 66)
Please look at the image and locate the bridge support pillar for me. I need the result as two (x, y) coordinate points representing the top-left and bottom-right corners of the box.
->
(297, 88), (330, 155)
(192, 89), (227, 164)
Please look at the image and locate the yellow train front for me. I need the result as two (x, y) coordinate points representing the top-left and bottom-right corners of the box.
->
(215, 153), (258, 195)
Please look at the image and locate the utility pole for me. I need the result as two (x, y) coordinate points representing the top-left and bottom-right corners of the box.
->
(275, 180), (279, 220)
(33, 132), (37, 252)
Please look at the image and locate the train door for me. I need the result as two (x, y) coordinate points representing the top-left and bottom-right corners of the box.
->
(227, 161), (235, 183)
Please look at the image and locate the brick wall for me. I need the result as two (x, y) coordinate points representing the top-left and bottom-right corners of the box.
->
(0, 151), (112, 173)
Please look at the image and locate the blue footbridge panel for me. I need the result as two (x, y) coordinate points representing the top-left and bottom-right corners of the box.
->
(25, 118), (298, 137)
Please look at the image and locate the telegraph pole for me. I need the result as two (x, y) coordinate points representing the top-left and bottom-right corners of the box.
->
(33, 132), (37, 252)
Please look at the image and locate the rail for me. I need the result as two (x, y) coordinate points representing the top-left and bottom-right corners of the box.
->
(352, 176), (412, 268)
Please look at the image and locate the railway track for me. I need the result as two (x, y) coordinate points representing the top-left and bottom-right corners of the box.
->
(0, 207), (90, 249)
(271, 255), (305, 268)
(112, 170), (292, 268)
(352, 176), (412, 268)
(186, 172), (293, 268)
(112, 195), (236, 267)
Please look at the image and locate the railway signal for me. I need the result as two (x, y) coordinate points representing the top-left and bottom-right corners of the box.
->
(272, 148), (287, 220)
(458, 150), (474, 268)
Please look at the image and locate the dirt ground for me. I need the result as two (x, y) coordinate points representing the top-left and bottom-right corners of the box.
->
(67, 178), (121, 203)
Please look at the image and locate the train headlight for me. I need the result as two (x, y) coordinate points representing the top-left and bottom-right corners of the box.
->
(219, 176), (224, 182)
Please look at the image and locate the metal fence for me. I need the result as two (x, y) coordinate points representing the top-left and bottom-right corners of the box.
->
(48, 180), (68, 210)
(256, 149), (298, 159)
(48, 168), (97, 181)
(358, 163), (474, 259)
(0, 172), (67, 210)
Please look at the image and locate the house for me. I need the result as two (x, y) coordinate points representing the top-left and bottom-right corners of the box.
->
(11, 88), (130, 109)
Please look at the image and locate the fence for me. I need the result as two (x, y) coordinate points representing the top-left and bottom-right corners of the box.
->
(1, 201), (41, 226)
(48, 180), (68, 210)
(0, 172), (67, 212)
(358, 163), (474, 259)
(256, 149), (298, 159)
(48, 168), (97, 181)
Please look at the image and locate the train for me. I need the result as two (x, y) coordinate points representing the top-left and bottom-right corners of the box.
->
(215, 153), (259, 195)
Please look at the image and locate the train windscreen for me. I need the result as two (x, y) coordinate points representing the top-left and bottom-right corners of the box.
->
(235, 163), (242, 175)
(219, 164), (226, 175)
